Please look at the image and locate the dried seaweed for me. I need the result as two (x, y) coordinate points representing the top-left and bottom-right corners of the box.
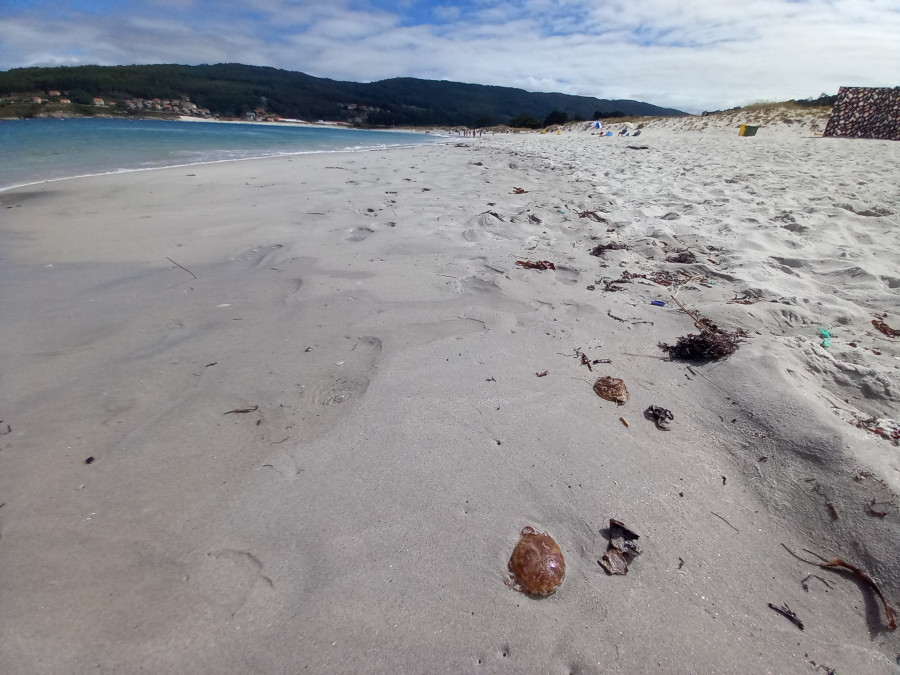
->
(589, 242), (628, 257)
(601, 278), (626, 292)
(578, 210), (606, 222)
(782, 545), (897, 631)
(819, 558), (897, 630)
(565, 348), (610, 368)
(599, 269), (646, 292)
(659, 329), (745, 361)
(659, 297), (746, 361)
(806, 659), (836, 675)
(645, 269), (687, 287)
(649, 271), (676, 287)
(599, 519), (642, 575)
(665, 250), (697, 264)
(516, 260), (556, 270)
(511, 187), (528, 194)
(579, 351), (593, 371)
(727, 295), (760, 305)
(855, 417), (900, 442)
(872, 314), (899, 337)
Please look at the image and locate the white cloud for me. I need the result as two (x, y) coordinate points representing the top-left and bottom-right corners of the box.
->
(432, 5), (462, 22)
(1, 0), (898, 112)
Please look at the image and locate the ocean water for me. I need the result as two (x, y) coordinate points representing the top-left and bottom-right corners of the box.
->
(0, 117), (442, 190)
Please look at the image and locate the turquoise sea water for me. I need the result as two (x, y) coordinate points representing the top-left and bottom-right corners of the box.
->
(0, 118), (441, 190)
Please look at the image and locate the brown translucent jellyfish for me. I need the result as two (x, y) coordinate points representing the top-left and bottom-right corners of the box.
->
(507, 526), (565, 596)
(593, 376), (629, 405)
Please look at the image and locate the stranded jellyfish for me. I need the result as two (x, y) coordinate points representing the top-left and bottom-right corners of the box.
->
(593, 376), (629, 405)
(507, 526), (565, 596)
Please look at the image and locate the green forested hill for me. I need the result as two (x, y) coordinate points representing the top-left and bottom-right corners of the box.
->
(0, 63), (686, 125)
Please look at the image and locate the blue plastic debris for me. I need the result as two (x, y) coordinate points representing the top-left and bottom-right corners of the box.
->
(818, 328), (832, 348)
(651, 300), (666, 307)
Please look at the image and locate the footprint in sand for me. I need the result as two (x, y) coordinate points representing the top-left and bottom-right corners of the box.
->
(553, 265), (581, 285)
(463, 228), (486, 242)
(322, 385), (356, 406)
(305, 336), (383, 409)
(192, 549), (275, 618)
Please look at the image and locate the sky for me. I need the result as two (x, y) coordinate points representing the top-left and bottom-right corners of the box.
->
(1, 0), (898, 114)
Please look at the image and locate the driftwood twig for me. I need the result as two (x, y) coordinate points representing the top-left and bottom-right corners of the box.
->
(166, 257), (198, 280)
(768, 602), (804, 630)
(710, 511), (740, 532)
(224, 405), (259, 415)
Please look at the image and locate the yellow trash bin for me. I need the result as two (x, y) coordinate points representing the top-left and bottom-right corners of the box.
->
(738, 125), (759, 137)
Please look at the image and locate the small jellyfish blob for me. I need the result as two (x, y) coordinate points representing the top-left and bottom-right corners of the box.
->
(593, 376), (629, 404)
(508, 526), (565, 596)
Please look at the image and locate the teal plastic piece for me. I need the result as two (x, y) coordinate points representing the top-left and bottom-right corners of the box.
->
(818, 328), (832, 348)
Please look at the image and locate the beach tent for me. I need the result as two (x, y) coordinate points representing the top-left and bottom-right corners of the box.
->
(823, 86), (900, 141)
(593, 121), (603, 129)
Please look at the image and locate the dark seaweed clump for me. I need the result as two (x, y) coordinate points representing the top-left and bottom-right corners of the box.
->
(665, 249), (697, 264)
(589, 242), (628, 257)
(660, 319), (746, 361)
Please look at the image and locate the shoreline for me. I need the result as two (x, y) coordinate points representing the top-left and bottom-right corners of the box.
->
(1, 131), (898, 672)
(0, 118), (449, 193)
(0, 141), (447, 194)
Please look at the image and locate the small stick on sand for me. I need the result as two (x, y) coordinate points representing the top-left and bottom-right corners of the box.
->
(768, 602), (804, 630)
(801, 574), (833, 591)
(166, 256), (198, 280)
(224, 405), (259, 414)
(710, 511), (740, 532)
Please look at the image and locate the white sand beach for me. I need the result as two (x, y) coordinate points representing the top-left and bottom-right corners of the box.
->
(1, 121), (898, 673)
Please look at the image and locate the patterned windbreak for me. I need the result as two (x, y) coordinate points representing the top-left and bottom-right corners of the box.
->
(824, 87), (900, 141)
